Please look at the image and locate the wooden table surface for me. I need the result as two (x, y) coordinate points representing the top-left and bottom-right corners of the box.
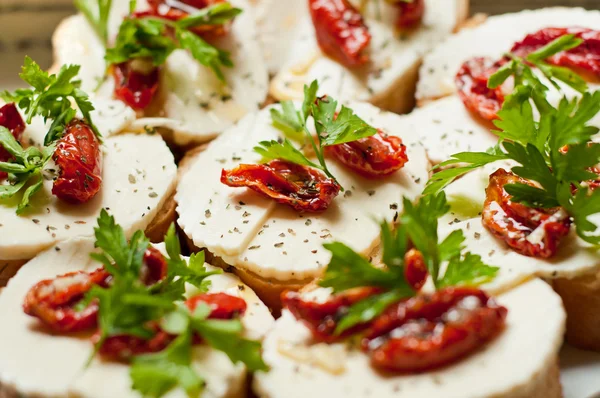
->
(472, 0), (599, 14)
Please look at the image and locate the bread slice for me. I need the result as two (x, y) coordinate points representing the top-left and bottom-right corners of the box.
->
(253, 278), (565, 398)
(268, 0), (468, 115)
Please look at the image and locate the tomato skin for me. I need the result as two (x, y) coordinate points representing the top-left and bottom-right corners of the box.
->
(309, 0), (371, 68)
(511, 27), (600, 76)
(325, 130), (407, 178)
(363, 287), (507, 372)
(456, 57), (506, 122)
(282, 287), (383, 343)
(482, 169), (572, 259)
(396, 0), (425, 30)
(185, 292), (247, 319)
(404, 248), (428, 290)
(52, 120), (102, 204)
(23, 268), (111, 333)
(141, 246), (169, 285)
(221, 160), (341, 212)
(0, 103), (26, 179)
(112, 62), (160, 111)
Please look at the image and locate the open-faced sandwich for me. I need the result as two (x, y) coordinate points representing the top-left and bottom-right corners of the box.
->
(254, 192), (566, 398)
(0, 212), (274, 397)
(51, 0), (268, 146)
(176, 80), (429, 308)
(0, 58), (177, 285)
(266, 0), (469, 114)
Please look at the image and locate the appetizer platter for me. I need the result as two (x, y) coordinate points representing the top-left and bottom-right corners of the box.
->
(0, 0), (599, 397)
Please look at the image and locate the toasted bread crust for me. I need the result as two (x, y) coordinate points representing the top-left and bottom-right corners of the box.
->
(553, 271), (600, 351)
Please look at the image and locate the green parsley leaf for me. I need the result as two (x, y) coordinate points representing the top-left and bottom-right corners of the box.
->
(269, 102), (305, 142)
(254, 139), (321, 170)
(131, 332), (204, 398)
(334, 290), (407, 334)
(0, 57), (99, 140)
(311, 97), (377, 146)
(176, 3), (242, 30)
(175, 27), (233, 82)
(438, 252), (499, 288)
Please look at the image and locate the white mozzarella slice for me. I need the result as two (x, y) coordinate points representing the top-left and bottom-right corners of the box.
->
(0, 238), (273, 398)
(269, 0), (465, 114)
(0, 133), (177, 261)
(392, 95), (498, 165)
(177, 102), (430, 282)
(436, 162), (600, 292)
(253, 279), (565, 398)
(417, 7), (600, 102)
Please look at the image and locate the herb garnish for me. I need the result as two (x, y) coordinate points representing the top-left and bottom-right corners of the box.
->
(74, 0), (113, 45)
(424, 35), (600, 245)
(319, 191), (498, 333)
(257, 80), (378, 187)
(0, 58), (99, 213)
(84, 210), (267, 397)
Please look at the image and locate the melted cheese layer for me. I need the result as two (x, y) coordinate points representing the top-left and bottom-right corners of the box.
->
(0, 239), (273, 398)
(0, 133), (177, 261)
(176, 102), (430, 282)
(253, 279), (565, 398)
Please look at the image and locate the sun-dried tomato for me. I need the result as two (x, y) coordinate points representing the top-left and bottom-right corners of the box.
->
(23, 248), (168, 332)
(23, 268), (111, 333)
(482, 169), (572, 258)
(309, 0), (371, 67)
(144, 0), (232, 37)
(404, 248), (428, 290)
(52, 120), (102, 204)
(363, 287), (507, 372)
(185, 292), (247, 319)
(395, 0), (425, 30)
(112, 61), (160, 111)
(0, 103), (26, 179)
(221, 160), (341, 212)
(456, 57), (507, 121)
(511, 27), (600, 76)
(325, 130), (407, 178)
(282, 287), (383, 343)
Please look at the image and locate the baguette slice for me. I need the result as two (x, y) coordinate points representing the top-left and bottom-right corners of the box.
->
(0, 238), (274, 398)
(253, 279), (564, 398)
(176, 102), (430, 309)
(268, 0), (468, 115)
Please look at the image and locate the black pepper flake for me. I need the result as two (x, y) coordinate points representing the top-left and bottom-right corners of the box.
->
(242, 211), (251, 217)
(248, 245), (260, 250)
(274, 242), (284, 248)
(279, 233), (285, 238)
(311, 250), (317, 254)
(205, 209), (212, 218)
(238, 285), (245, 291)
(474, 232), (481, 239)
(303, 239), (309, 243)
(390, 203), (398, 210)
(243, 220), (249, 224)
(344, 190), (353, 198)
(55, 246), (61, 251)
(367, 190), (376, 196)
(128, 174), (136, 184)
(148, 192), (158, 198)
(32, 219), (40, 224)
(235, 205), (242, 211)
(239, 201), (246, 206)
(200, 221), (206, 226)
(305, 219), (312, 226)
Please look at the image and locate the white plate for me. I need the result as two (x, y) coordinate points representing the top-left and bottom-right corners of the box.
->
(1, 4), (599, 398)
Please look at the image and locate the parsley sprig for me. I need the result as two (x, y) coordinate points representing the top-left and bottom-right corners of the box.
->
(1, 57), (99, 143)
(74, 0), (113, 45)
(425, 35), (600, 245)
(100, 2), (241, 82)
(257, 80), (378, 187)
(318, 192), (499, 333)
(84, 211), (266, 398)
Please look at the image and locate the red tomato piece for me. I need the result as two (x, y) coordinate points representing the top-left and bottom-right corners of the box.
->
(145, 0), (231, 37)
(52, 120), (102, 204)
(396, 0), (425, 30)
(363, 287), (507, 372)
(112, 62), (160, 111)
(221, 160), (341, 212)
(309, 0), (371, 67)
(404, 248), (428, 290)
(23, 268), (111, 333)
(511, 27), (600, 76)
(141, 246), (169, 285)
(282, 287), (383, 343)
(456, 57), (507, 121)
(325, 130), (407, 178)
(0, 103), (26, 179)
(185, 292), (247, 319)
(482, 168), (572, 258)
(94, 323), (173, 361)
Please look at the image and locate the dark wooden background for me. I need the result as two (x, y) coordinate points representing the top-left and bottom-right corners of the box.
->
(472, 0), (599, 14)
